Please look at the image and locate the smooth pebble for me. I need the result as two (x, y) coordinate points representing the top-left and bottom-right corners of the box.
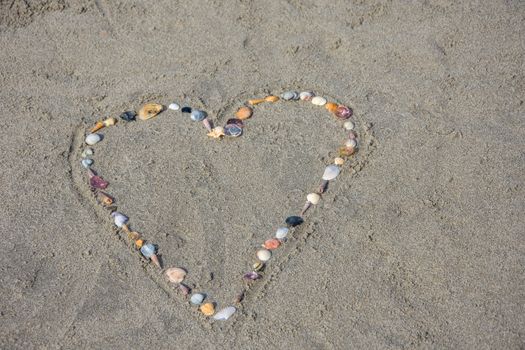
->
(111, 212), (128, 227)
(345, 139), (357, 148)
(322, 165), (340, 181)
(299, 91), (315, 101)
(281, 91), (297, 101)
(140, 243), (156, 258)
(256, 249), (271, 262)
(165, 267), (187, 283)
(120, 111), (136, 122)
(213, 306), (236, 321)
(81, 158), (93, 168)
(190, 293), (205, 305)
(81, 148), (94, 157)
(275, 227), (289, 240)
(285, 216), (304, 227)
(311, 96), (327, 106)
(343, 121), (355, 130)
(85, 133), (102, 145)
(168, 103), (180, 111)
(190, 110), (207, 122)
(307, 193), (321, 205)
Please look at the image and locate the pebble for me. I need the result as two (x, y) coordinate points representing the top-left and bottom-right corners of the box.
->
(248, 98), (265, 105)
(281, 91), (298, 101)
(285, 216), (304, 227)
(190, 110), (207, 122)
(235, 106), (253, 120)
(253, 262), (264, 271)
(120, 111), (136, 122)
(264, 95), (279, 102)
(213, 306), (236, 321)
(343, 121), (355, 130)
(165, 267), (187, 283)
(311, 96), (327, 106)
(97, 191), (114, 206)
(111, 212), (128, 227)
(190, 293), (205, 305)
(263, 238), (281, 250)
(325, 102), (338, 113)
(256, 249), (272, 262)
(181, 106), (192, 113)
(85, 133), (102, 145)
(89, 174), (109, 189)
(334, 157), (345, 165)
(138, 103), (163, 121)
(168, 103), (180, 111)
(335, 105), (353, 119)
(224, 124), (242, 137)
(322, 165), (340, 181)
(226, 118), (244, 128)
(275, 227), (289, 240)
(243, 272), (261, 280)
(345, 139), (357, 148)
(307, 193), (321, 205)
(81, 148), (94, 157)
(81, 158), (93, 168)
(200, 302), (215, 316)
(299, 91), (315, 101)
(140, 243), (156, 258)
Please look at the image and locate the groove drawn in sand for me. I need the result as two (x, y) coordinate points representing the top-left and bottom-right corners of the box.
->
(67, 90), (375, 327)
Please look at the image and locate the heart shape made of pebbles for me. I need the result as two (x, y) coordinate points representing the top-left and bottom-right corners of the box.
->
(69, 90), (373, 324)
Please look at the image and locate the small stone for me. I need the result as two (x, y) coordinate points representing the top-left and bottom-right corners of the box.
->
(345, 139), (357, 148)
(213, 306), (236, 321)
(140, 243), (156, 258)
(275, 227), (289, 240)
(181, 106), (192, 113)
(165, 267), (187, 283)
(226, 118), (244, 128)
(190, 110), (207, 122)
(256, 249), (272, 262)
(325, 102), (338, 113)
(224, 124), (243, 137)
(311, 96), (327, 106)
(190, 293), (205, 305)
(200, 302), (215, 316)
(81, 158), (93, 168)
(281, 91), (297, 101)
(119, 111), (136, 122)
(335, 105), (353, 119)
(343, 121), (355, 130)
(235, 106), (253, 120)
(243, 271), (261, 280)
(253, 262), (264, 271)
(285, 216), (304, 227)
(81, 148), (94, 157)
(265, 95), (279, 102)
(263, 238), (281, 250)
(334, 157), (345, 165)
(85, 133), (102, 145)
(168, 103), (180, 111)
(89, 175), (109, 189)
(307, 193), (321, 205)
(299, 91), (315, 101)
(207, 127), (225, 139)
(111, 212), (128, 227)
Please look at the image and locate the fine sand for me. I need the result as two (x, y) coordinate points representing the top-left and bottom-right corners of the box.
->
(0, 1), (523, 349)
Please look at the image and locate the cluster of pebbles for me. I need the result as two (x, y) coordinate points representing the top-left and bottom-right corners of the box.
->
(80, 91), (358, 321)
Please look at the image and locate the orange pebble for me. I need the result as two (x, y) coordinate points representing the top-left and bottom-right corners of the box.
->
(265, 95), (279, 102)
(263, 238), (281, 250)
(135, 239), (144, 248)
(248, 98), (265, 105)
(128, 231), (141, 241)
(200, 302), (215, 316)
(235, 106), (253, 120)
(325, 102), (338, 113)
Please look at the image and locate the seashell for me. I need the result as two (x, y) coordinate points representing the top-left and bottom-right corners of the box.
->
(165, 267), (187, 283)
(81, 148), (94, 157)
(248, 98), (265, 105)
(285, 216), (304, 227)
(181, 106), (192, 113)
(138, 103), (163, 121)
(127, 231), (141, 241)
(140, 243), (156, 258)
(235, 106), (253, 120)
(343, 121), (355, 130)
(253, 262), (264, 271)
(90, 121), (105, 133)
(85, 133), (102, 145)
(224, 124), (243, 137)
(335, 105), (353, 119)
(348, 131), (357, 139)
(243, 271), (261, 280)
(178, 283), (191, 296)
(322, 165), (340, 181)
(263, 238), (281, 250)
(190, 110), (207, 122)
(97, 191), (114, 205)
(307, 193), (321, 205)
(311, 96), (327, 106)
(256, 249), (271, 262)
(168, 103), (180, 111)
(111, 212), (128, 227)
(89, 174), (109, 189)
(81, 158), (93, 168)
(334, 157), (345, 165)
(339, 146), (355, 157)
(226, 118), (244, 128)
(103, 117), (117, 127)
(325, 102), (338, 113)
(275, 227), (289, 240)
(190, 293), (206, 305)
(135, 239), (144, 248)
(207, 127), (225, 139)
(213, 306), (236, 321)
(120, 111), (136, 122)
(345, 139), (357, 148)
(281, 91), (297, 101)
(299, 91), (315, 101)
(265, 95), (279, 102)
(200, 302), (215, 316)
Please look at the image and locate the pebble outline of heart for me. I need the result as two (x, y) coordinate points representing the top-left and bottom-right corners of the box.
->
(68, 89), (374, 324)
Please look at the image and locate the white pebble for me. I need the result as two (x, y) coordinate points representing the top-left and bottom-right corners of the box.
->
(275, 227), (289, 240)
(85, 133), (102, 145)
(256, 249), (271, 262)
(311, 96), (327, 106)
(345, 139), (357, 148)
(343, 121), (355, 130)
(190, 293), (205, 305)
(168, 103), (180, 111)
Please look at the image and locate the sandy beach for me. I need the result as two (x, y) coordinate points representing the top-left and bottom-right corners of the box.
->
(0, 0), (523, 349)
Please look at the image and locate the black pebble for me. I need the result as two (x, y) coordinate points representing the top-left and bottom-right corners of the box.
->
(120, 111), (136, 121)
(181, 107), (192, 113)
(285, 216), (304, 227)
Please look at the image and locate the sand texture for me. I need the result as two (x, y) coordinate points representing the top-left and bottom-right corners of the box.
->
(0, 0), (523, 349)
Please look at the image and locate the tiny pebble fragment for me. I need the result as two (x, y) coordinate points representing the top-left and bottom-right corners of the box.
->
(325, 102), (338, 113)
(281, 91), (298, 101)
(345, 139), (357, 148)
(243, 271), (261, 280)
(334, 157), (345, 165)
(138, 103), (163, 121)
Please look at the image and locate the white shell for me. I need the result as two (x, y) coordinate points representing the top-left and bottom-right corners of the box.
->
(168, 103), (180, 111)
(311, 96), (327, 106)
(85, 133), (102, 145)
(256, 249), (271, 262)
(190, 293), (205, 305)
(307, 193), (321, 205)
(299, 91), (315, 100)
(213, 306), (236, 321)
(111, 212), (128, 227)
(81, 148), (94, 157)
(322, 165), (340, 181)
(334, 157), (344, 165)
(81, 158), (93, 168)
(275, 227), (289, 240)
(345, 139), (357, 148)
(343, 121), (355, 130)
